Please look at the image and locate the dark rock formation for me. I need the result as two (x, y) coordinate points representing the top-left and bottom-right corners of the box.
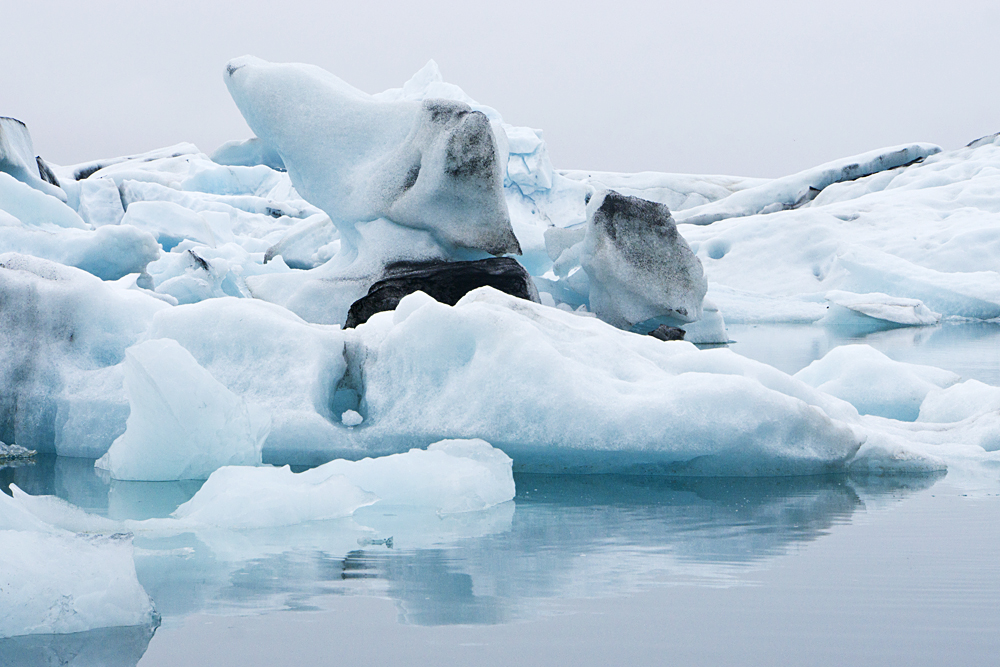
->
(345, 257), (539, 328)
(647, 325), (686, 341)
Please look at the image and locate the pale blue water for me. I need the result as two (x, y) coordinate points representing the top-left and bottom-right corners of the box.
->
(3, 322), (999, 667)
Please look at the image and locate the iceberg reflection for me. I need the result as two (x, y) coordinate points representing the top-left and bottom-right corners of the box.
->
(2, 460), (942, 629)
(0, 624), (156, 667)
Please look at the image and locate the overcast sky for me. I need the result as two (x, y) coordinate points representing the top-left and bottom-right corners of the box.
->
(3, 1), (998, 177)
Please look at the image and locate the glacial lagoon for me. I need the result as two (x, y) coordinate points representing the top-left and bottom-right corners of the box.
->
(3, 323), (999, 667)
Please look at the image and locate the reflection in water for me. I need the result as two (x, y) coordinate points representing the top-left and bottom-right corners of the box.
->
(2, 458), (943, 645)
(0, 624), (157, 667)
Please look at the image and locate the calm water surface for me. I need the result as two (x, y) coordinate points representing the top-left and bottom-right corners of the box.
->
(2, 322), (999, 666)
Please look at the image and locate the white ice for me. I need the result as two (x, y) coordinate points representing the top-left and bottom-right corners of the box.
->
(0, 492), (157, 639)
(794, 344), (960, 421)
(95, 338), (267, 481)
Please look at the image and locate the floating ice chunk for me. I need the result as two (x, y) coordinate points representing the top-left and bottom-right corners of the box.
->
(0, 442), (36, 461)
(169, 466), (377, 528)
(847, 430), (948, 475)
(824, 290), (941, 326)
(345, 288), (861, 476)
(581, 190), (707, 328)
(303, 439), (515, 514)
(918, 380), (1000, 424)
(0, 172), (84, 229)
(0, 492), (157, 639)
(675, 143), (941, 226)
(0, 529), (158, 639)
(96, 339), (268, 481)
(224, 55), (519, 256)
(794, 344), (960, 421)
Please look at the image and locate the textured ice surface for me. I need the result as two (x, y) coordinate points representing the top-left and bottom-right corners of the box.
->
(343, 289), (863, 475)
(95, 339), (267, 481)
(0, 254), (168, 455)
(681, 138), (1000, 322)
(581, 190), (707, 328)
(795, 344), (960, 421)
(224, 55), (517, 256)
(142, 297), (347, 458)
(0, 492), (156, 639)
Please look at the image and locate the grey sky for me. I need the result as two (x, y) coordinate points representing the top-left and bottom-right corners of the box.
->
(3, 1), (998, 177)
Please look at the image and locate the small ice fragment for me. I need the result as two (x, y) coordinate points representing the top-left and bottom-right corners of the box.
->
(358, 536), (393, 548)
(0, 441), (36, 461)
(341, 410), (363, 426)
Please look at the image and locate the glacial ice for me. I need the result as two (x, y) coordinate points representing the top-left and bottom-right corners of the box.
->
(95, 339), (267, 481)
(581, 190), (708, 328)
(224, 55), (518, 257)
(0, 492), (157, 639)
(0, 54), (997, 487)
(0, 117), (66, 201)
(342, 289), (863, 476)
(794, 344), (960, 422)
(0, 254), (168, 455)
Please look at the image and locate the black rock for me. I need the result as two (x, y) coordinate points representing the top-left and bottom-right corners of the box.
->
(344, 257), (539, 328)
(647, 325), (686, 341)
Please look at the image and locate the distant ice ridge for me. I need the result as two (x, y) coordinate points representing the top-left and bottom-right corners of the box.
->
(682, 135), (1000, 323)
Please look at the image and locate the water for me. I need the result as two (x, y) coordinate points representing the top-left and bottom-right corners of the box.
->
(3, 322), (1000, 666)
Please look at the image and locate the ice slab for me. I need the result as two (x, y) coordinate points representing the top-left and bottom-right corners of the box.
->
(794, 344), (960, 421)
(0, 492), (157, 639)
(143, 297), (347, 457)
(95, 339), (268, 481)
(674, 143), (940, 226)
(823, 290), (941, 326)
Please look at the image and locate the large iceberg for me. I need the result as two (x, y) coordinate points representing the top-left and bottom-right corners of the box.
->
(334, 289), (863, 476)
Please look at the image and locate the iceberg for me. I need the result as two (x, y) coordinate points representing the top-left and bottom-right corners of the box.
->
(581, 190), (708, 329)
(0, 492), (157, 639)
(795, 344), (960, 421)
(224, 55), (518, 257)
(95, 339), (268, 481)
(339, 289), (863, 476)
